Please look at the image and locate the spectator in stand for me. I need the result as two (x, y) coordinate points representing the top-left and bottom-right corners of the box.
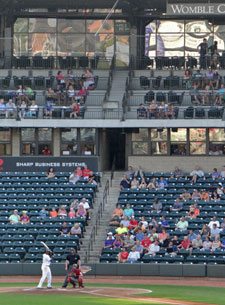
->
(179, 236), (190, 249)
(42, 145), (51, 155)
(115, 223), (128, 235)
(201, 189), (210, 201)
(160, 216), (170, 229)
(123, 233), (135, 249)
(82, 165), (91, 179)
(120, 216), (130, 229)
(137, 103), (147, 119)
(176, 216), (188, 231)
(82, 69), (95, 90)
(102, 232), (114, 252)
(16, 85), (25, 103)
(113, 235), (123, 249)
(202, 237), (212, 251)
(128, 216), (139, 232)
(205, 67), (214, 87)
(216, 84), (225, 105)
(117, 247), (129, 263)
(171, 198), (183, 212)
(210, 223), (221, 238)
(59, 222), (70, 236)
(126, 246), (140, 262)
(200, 224), (210, 239)
(46, 167), (55, 179)
(6, 99), (16, 118)
(148, 240), (160, 256)
(134, 240), (144, 258)
(139, 177), (147, 189)
(76, 166), (83, 177)
(202, 84), (212, 105)
(50, 207), (58, 218)
(152, 198), (162, 213)
(147, 178), (159, 190)
(192, 189), (201, 200)
(212, 69), (220, 89)
(67, 85), (75, 103)
(149, 229), (158, 242)
(211, 190), (221, 201)
(68, 208), (75, 218)
(220, 218), (225, 231)
(180, 189), (191, 201)
(188, 230), (197, 242)
(167, 104), (175, 119)
(76, 204), (86, 219)
(79, 198), (90, 219)
(26, 100), (38, 117)
(58, 205), (67, 218)
(193, 69), (203, 88)
(221, 239), (225, 250)
(56, 70), (65, 88)
(54, 84), (65, 105)
(188, 203), (200, 218)
(65, 69), (75, 89)
(191, 84), (201, 104)
(70, 223), (82, 237)
(135, 227), (145, 241)
(45, 87), (56, 103)
(148, 100), (158, 119)
(9, 210), (20, 224)
(0, 99), (6, 117)
(190, 165), (204, 184)
(216, 183), (224, 197)
(171, 167), (184, 178)
(70, 199), (79, 211)
(39, 207), (48, 218)
(130, 177), (140, 189)
(220, 165), (225, 178)
(45, 101), (53, 118)
(211, 236), (221, 252)
(158, 229), (168, 244)
(126, 166), (135, 180)
(182, 68), (192, 89)
(212, 168), (220, 179)
(123, 204), (134, 218)
(139, 216), (148, 231)
(141, 233), (152, 253)
(112, 204), (124, 218)
(120, 174), (130, 190)
(88, 171), (97, 185)
(69, 169), (80, 184)
(77, 86), (87, 104)
(208, 216), (220, 230)
(172, 235), (180, 247)
(158, 177), (168, 189)
(20, 211), (30, 224)
(70, 101), (80, 119)
(166, 241), (178, 255)
(19, 100), (27, 118)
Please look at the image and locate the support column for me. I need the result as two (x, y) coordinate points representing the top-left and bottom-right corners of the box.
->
(53, 128), (60, 157)
(12, 128), (20, 156)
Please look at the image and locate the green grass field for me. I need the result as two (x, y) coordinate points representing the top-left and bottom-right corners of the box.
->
(0, 282), (224, 305)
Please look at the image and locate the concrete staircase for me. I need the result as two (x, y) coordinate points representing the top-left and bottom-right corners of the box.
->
(79, 171), (122, 264)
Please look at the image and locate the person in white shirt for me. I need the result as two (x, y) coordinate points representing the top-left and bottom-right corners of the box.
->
(80, 198), (91, 219)
(208, 216), (220, 230)
(148, 240), (160, 256)
(69, 170), (80, 184)
(126, 247), (140, 262)
(37, 250), (52, 289)
(190, 165), (204, 184)
(26, 100), (38, 117)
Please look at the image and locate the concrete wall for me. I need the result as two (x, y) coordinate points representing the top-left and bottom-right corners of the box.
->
(0, 263), (224, 277)
(128, 156), (225, 173)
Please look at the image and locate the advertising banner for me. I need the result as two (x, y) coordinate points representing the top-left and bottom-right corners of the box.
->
(167, 3), (225, 15)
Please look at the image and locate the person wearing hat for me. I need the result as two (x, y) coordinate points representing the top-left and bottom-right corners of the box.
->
(20, 211), (30, 224)
(216, 183), (224, 197)
(9, 210), (20, 224)
(62, 248), (80, 288)
(101, 232), (114, 254)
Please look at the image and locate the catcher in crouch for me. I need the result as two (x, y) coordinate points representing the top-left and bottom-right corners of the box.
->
(67, 264), (84, 288)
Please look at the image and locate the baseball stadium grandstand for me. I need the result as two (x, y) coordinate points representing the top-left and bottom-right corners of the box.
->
(0, 0), (224, 279)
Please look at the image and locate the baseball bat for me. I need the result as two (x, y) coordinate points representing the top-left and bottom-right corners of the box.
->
(41, 241), (52, 253)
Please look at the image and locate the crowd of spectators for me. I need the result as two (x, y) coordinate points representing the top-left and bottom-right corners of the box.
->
(102, 165), (225, 263)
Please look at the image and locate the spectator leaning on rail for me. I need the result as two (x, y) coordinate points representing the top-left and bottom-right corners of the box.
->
(137, 104), (147, 119)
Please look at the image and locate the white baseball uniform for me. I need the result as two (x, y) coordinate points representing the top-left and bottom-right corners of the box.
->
(37, 253), (52, 288)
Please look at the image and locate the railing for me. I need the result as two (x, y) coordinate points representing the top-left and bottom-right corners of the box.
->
(103, 54), (115, 105)
(110, 155), (116, 187)
(84, 179), (109, 263)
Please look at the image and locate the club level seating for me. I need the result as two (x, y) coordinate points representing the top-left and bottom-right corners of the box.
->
(0, 171), (99, 262)
(100, 172), (225, 264)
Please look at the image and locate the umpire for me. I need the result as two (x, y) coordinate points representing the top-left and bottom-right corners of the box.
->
(62, 248), (80, 288)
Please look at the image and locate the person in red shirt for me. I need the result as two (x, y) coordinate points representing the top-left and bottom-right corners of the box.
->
(42, 145), (51, 155)
(70, 101), (80, 119)
(20, 211), (30, 224)
(179, 236), (190, 249)
(117, 248), (129, 263)
(141, 233), (152, 254)
(82, 165), (91, 179)
(128, 216), (139, 231)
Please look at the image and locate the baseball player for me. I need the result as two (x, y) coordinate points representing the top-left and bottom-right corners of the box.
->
(37, 249), (52, 289)
(67, 264), (84, 288)
(62, 248), (80, 288)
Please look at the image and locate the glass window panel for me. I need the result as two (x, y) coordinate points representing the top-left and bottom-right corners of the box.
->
(38, 128), (52, 142)
(151, 129), (167, 141)
(157, 34), (184, 57)
(170, 128), (187, 141)
(13, 34), (28, 56)
(185, 20), (212, 33)
(116, 35), (129, 67)
(190, 142), (206, 155)
(209, 143), (225, 155)
(57, 19), (85, 33)
(29, 18), (56, 33)
(145, 34), (156, 57)
(152, 142), (167, 155)
(132, 128), (148, 141)
(0, 144), (11, 155)
(0, 128), (11, 142)
(209, 128), (225, 141)
(81, 144), (96, 155)
(158, 21), (184, 33)
(115, 20), (130, 34)
(171, 144), (187, 156)
(61, 143), (77, 156)
(14, 18), (28, 33)
(29, 33), (56, 56)
(87, 34), (114, 56)
(132, 142), (148, 155)
(80, 128), (95, 142)
(21, 143), (35, 155)
(57, 34), (85, 56)
(61, 128), (77, 142)
(86, 20), (114, 33)
(21, 128), (35, 142)
(189, 128), (206, 141)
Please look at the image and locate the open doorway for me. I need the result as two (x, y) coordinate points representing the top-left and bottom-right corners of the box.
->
(106, 128), (126, 170)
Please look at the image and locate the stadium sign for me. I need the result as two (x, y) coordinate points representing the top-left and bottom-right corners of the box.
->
(167, 3), (225, 15)
(0, 157), (98, 172)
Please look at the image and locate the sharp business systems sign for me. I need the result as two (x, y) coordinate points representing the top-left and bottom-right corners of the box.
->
(167, 3), (225, 15)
